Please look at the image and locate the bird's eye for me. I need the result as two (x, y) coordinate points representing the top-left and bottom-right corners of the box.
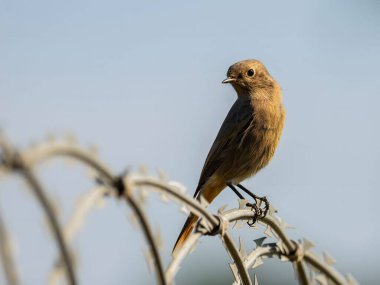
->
(247, 69), (255, 77)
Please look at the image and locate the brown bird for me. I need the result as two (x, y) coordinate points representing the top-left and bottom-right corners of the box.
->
(173, 59), (285, 253)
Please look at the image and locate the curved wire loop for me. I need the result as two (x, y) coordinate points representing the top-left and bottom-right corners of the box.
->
(0, 135), (358, 285)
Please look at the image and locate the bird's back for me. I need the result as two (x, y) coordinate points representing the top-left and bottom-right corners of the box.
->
(194, 96), (254, 198)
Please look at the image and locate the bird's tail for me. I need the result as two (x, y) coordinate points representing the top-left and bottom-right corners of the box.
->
(172, 213), (198, 255)
(172, 177), (225, 255)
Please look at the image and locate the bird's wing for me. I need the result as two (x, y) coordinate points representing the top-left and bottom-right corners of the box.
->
(193, 97), (254, 198)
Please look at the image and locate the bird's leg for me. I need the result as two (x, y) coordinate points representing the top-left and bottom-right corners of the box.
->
(237, 184), (270, 218)
(227, 182), (260, 227)
(226, 182), (244, 199)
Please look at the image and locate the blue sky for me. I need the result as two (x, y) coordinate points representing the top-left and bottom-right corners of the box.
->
(1, 0), (379, 284)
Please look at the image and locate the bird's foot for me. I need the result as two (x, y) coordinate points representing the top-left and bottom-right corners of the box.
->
(227, 183), (270, 226)
(245, 195), (269, 227)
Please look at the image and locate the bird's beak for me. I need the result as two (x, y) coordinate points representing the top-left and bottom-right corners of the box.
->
(222, 77), (236, 84)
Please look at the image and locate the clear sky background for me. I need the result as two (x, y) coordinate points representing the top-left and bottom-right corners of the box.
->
(1, 0), (379, 284)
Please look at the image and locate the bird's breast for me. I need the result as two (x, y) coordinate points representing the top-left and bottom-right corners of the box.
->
(235, 101), (285, 180)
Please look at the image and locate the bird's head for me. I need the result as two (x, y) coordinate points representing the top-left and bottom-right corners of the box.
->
(223, 59), (278, 99)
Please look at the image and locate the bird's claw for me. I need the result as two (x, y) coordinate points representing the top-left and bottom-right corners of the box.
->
(246, 195), (270, 227)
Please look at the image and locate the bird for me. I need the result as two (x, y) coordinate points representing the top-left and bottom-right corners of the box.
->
(173, 59), (285, 254)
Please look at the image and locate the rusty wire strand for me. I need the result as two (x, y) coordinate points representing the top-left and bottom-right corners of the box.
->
(222, 208), (348, 285)
(0, 206), (20, 285)
(0, 136), (77, 285)
(19, 163), (77, 285)
(121, 178), (167, 285)
(49, 186), (112, 285)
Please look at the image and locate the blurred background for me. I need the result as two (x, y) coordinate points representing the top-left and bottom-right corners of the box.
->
(1, 0), (379, 284)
